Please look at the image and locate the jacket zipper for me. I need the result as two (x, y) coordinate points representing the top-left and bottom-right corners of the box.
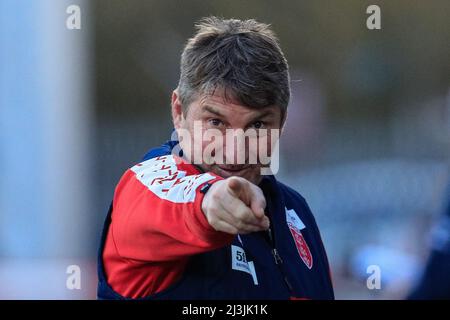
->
(267, 226), (294, 293)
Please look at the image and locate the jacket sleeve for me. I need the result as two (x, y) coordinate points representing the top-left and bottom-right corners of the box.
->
(110, 155), (234, 262)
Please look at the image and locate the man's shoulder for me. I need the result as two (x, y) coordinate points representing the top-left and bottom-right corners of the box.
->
(276, 180), (309, 208)
(275, 180), (319, 226)
(130, 154), (177, 171)
(129, 154), (198, 176)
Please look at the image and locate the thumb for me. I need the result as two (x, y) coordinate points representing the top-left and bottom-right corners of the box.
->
(249, 191), (266, 219)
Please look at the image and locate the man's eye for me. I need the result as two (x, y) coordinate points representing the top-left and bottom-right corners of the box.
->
(209, 119), (223, 127)
(251, 121), (265, 129)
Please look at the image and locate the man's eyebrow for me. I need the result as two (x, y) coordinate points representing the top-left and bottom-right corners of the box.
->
(250, 110), (275, 120)
(203, 104), (276, 121)
(202, 105), (225, 117)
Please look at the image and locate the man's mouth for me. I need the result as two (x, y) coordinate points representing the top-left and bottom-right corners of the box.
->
(215, 165), (250, 177)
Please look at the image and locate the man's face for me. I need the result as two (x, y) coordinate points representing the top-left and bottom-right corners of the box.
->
(172, 89), (284, 185)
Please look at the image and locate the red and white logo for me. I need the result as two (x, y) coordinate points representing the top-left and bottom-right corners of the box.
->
(285, 208), (313, 269)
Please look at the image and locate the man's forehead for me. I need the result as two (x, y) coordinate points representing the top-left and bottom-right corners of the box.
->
(198, 91), (241, 109)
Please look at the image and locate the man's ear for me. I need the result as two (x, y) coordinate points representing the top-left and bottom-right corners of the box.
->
(171, 89), (184, 130)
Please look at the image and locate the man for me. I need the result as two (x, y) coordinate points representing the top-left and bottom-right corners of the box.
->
(97, 16), (334, 300)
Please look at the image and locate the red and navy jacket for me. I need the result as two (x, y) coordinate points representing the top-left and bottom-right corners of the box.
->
(97, 139), (334, 300)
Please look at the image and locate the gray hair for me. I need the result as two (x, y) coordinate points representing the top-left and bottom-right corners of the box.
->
(177, 16), (290, 119)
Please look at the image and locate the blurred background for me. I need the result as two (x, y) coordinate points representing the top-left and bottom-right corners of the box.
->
(1, 0), (449, 299)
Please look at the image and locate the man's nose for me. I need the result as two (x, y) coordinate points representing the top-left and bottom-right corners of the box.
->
(223, 129), (249, 165)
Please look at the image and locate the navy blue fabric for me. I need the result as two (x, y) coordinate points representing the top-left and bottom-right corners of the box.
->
(408, 186), (450, 299)
(142, 138), (181, 161)
(97, 137), (334, 300)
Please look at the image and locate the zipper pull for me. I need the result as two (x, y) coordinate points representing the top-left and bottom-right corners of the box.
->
(272, 248), (283, 265)
(267, 227), (274, 244)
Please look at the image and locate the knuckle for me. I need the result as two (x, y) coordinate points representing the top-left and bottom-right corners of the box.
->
(210, 191), (221, 202)
(241, 215), (252, 225)
(234, 210), (245, 220)
(207, 215), (218, 226)
(236, 220), (245, 229)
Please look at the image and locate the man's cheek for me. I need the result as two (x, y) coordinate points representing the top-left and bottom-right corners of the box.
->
(204, 132), (226, 165)
(201, 141), (215, 165)
(253, 137), (271, 165)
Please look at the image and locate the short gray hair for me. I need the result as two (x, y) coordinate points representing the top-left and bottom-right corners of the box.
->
(177, 16), (290, 119)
